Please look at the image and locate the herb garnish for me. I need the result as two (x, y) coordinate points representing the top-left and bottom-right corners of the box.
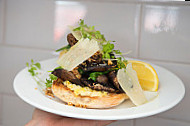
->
(26, 59), (41, 76)
(102, 42), (114, 59)
(117, 57), (128, 69)
(88, 71), (108, 82)
(48, 66), (63, 72)
(45, 74), (57, 88)
(74, 19), (128, 69)
(56, 45), (71, 52)
(73, 19), (106, 42)
(26, 59), (58, 88)
(26, 59), (44, 87)
(88, 69), (118, 81)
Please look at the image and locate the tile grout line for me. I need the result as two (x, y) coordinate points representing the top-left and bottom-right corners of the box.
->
(138, 1), (190, 6)
(137, 57), (190, 66)
(1, 92), (16, 97)
(0, 43), (55, 51)
(133, 119), (136, 126)
(0, 93), (3, 125)
(2, 0), (6, 44)
(0, 93), (22, 125)
(136, 3), (143, 58)
(1, 42), (189, 66)
(0, 0), (6, 123)
(61, 0), (190, 6)
(0, 0), (54, 52)
(155, 116), (190, 125)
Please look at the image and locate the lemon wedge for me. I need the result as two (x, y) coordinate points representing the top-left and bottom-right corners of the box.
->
(128, 60), (159, 91)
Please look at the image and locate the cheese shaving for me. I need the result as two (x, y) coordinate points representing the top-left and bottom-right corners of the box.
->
(57, 38), (100, 71)
(117, 63), (147, 106)
(68, 26), (82, 40)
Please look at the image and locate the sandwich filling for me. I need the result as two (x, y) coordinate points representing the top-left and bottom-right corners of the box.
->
(63, 80), (108, 97)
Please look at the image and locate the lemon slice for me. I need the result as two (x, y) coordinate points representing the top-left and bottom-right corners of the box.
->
(128, 60), (159, 91)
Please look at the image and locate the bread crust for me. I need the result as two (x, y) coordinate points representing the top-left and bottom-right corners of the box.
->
(51, 80), (128, 108)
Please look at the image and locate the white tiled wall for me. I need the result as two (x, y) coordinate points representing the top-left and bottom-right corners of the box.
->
(5, 0), (56, 49)
(0, 95), (2, 125)
(0, 0), (5, 44)
(2, 95), (34, 126)
(0, 46), (54, 94)
(81, 2), (141, 57)
(0, 0), (190, 126)
(139, 4), (190, 63)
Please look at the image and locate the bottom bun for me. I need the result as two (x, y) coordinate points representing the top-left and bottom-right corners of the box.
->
(52, 80), (128, 108)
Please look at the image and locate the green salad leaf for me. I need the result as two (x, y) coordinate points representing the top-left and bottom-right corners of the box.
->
(73, 19), (106, 42)
(48, 66), (63, 73)
(117, 57), (128, 69)
(102, 42), (114, 59)
(57, 19), (129, 70)
(55, 45), (71, 52)
(26, 59), (58, 88)
(88, 70), (114, 81)
(88, 72), (105, 81)
(26, 59), (41, 76)
(45, 74), (57, 88)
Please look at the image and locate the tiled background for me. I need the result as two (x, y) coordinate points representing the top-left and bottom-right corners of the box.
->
(0, 0), (190, 126)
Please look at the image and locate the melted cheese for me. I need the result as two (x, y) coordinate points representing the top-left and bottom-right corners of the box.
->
(63, 81), (108, 97)
(117, 63), (147, 106)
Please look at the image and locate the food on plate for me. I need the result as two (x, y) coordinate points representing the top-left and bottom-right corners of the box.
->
(117, 63), (147, 106)
(57, 38), (101, 71)
(127, 60), (159, 91)
(52, 79), (128, 108)
(26, 20), (159, 108)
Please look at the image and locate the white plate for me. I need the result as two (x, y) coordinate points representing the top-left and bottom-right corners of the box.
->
(13, 58), (185, 120)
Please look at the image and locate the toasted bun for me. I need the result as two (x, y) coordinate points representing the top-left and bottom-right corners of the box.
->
(52, 80), (128, 108)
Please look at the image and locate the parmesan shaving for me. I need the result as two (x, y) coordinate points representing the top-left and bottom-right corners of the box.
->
(57, 38), (100, 71)
(117, 63), (147, 106)
(68, 26), (82, 40)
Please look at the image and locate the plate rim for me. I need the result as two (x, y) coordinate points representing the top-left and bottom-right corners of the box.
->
(13, 58), (185, 120)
